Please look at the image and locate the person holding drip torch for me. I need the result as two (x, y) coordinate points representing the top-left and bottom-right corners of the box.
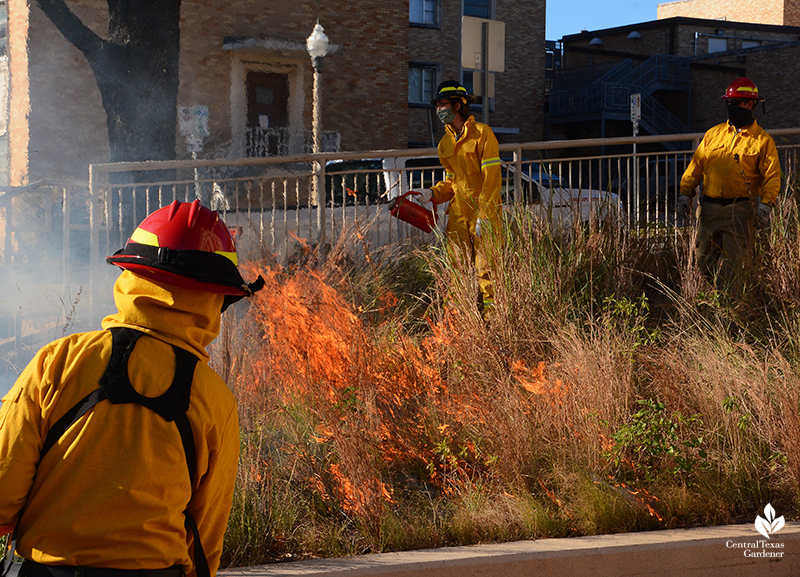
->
(0, 201), (264, 577)
(411, 81), (502, 319)
(676, 77), (781, 288)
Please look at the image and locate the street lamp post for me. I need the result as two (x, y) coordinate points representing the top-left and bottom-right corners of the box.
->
(306, 21), (329, 250)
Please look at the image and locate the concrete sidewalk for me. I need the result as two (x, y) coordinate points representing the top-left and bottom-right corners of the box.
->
(221, 522), (800, 577)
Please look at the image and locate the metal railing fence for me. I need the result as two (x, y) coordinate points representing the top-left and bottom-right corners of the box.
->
(0, 180), (92, 354)
(3, 129), (800, 328)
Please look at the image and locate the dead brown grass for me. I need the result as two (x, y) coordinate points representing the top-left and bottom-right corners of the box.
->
(215, 199), (800, 565)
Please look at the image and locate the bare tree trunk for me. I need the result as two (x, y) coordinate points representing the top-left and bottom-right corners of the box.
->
(36, 0), (181, 226)
(36, 0), (181, 165)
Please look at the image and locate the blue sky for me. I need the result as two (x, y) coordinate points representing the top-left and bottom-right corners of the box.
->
(546, 0), (666, 40)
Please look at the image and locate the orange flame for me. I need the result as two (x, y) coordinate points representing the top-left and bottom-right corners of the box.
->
(231, 259), (619, 527)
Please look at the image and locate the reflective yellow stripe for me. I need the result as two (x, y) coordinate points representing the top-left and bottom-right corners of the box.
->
(130, 227), (159, 247)
(131, 227), (238, 265)
(446, 171), (455, 178)
(438, 86), (467, 96)
(216, 251), (238, 265)
(481, 157), (501, 169)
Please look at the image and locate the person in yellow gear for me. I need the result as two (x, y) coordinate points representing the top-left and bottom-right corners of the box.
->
(677, 77), (781, 289)
(412, 81), (502, 318)
(0, 201), (264, 577)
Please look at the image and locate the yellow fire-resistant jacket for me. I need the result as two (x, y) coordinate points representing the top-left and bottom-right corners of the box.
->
(679, 119), (781, 206)
(0, 270), (239, 577)
(431, 115), (502, 246)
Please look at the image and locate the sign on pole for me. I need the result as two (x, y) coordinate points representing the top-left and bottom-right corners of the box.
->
(471, 71), (495, 98)
(630, 93), (641, 123)
(462, 16), (505, 123)
(630, 93), (641, 138)
(461, 16), (505, 72)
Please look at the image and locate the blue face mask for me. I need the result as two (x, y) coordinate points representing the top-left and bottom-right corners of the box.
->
(437, 108), (456, 125)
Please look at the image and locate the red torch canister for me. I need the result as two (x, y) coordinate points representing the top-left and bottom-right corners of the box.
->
(389, 192), (438, 233)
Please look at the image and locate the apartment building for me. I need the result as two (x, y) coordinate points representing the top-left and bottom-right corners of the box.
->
(548, 16), (800, 142)
(0, 0), (545, 186)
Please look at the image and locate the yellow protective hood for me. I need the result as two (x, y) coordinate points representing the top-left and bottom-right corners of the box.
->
(102, 270), (224, 362)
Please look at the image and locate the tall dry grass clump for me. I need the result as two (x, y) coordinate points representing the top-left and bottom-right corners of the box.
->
(215, 193), (800, 565)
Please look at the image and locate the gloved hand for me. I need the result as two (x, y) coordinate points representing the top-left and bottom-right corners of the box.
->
(756, 202), (772, 229)
(474, 219), (486, 238)
(676, 194), (692, 226)
(411, 189), (433, 206)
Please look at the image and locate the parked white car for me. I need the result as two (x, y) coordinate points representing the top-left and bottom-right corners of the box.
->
(504, 164), (621, 230)
(381, 157), (621, 232)
(530, 181), (621, 228)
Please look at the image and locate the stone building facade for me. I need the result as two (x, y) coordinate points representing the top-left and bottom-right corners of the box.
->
(657, 0), (800, 27)
(2, 0), (545, 186)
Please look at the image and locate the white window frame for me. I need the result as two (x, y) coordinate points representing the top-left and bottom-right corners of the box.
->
(410, 0), (438, 26)
(409, 64), (437, 105)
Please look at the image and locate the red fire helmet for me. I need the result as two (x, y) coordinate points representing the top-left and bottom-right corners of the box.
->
(107, 200), (264, 300)
(721, 77), (764, 101)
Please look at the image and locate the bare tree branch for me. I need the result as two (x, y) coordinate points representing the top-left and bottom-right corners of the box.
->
(35, 0), (106, 58)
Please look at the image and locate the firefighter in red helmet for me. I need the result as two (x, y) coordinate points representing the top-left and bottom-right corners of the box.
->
(0, 201), (263, 577)
(677, 77), (780, 289)
(411, 81), (502, 320)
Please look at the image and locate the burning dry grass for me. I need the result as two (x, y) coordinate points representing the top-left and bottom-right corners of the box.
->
(215, 200), (800, 566)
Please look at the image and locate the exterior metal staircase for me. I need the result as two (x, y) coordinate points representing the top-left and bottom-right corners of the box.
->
(549, 55), (691, 143)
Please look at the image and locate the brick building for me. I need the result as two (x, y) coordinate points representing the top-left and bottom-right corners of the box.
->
(0, 0), (545, 186)
(548, 16), (800, 143)
(408, 0), (544, 148)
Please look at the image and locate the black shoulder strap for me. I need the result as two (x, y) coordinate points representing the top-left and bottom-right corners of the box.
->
(40, 328), (198, 465)
(25, 327), (210, 577)
(185, 514), (211, 577)
(100, 328), (195, 423)
(98, 328), (199, 484)
(41, 388), (108, 456)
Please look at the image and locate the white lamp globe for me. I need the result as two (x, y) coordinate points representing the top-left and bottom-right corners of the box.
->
(306, 22), (329, 60)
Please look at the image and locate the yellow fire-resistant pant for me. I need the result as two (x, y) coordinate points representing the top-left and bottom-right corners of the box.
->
(445, 213), (496, 308)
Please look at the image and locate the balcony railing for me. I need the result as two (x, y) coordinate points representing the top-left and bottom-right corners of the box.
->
(245, 127), (341, 157)
(549, 55), (690, 137)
